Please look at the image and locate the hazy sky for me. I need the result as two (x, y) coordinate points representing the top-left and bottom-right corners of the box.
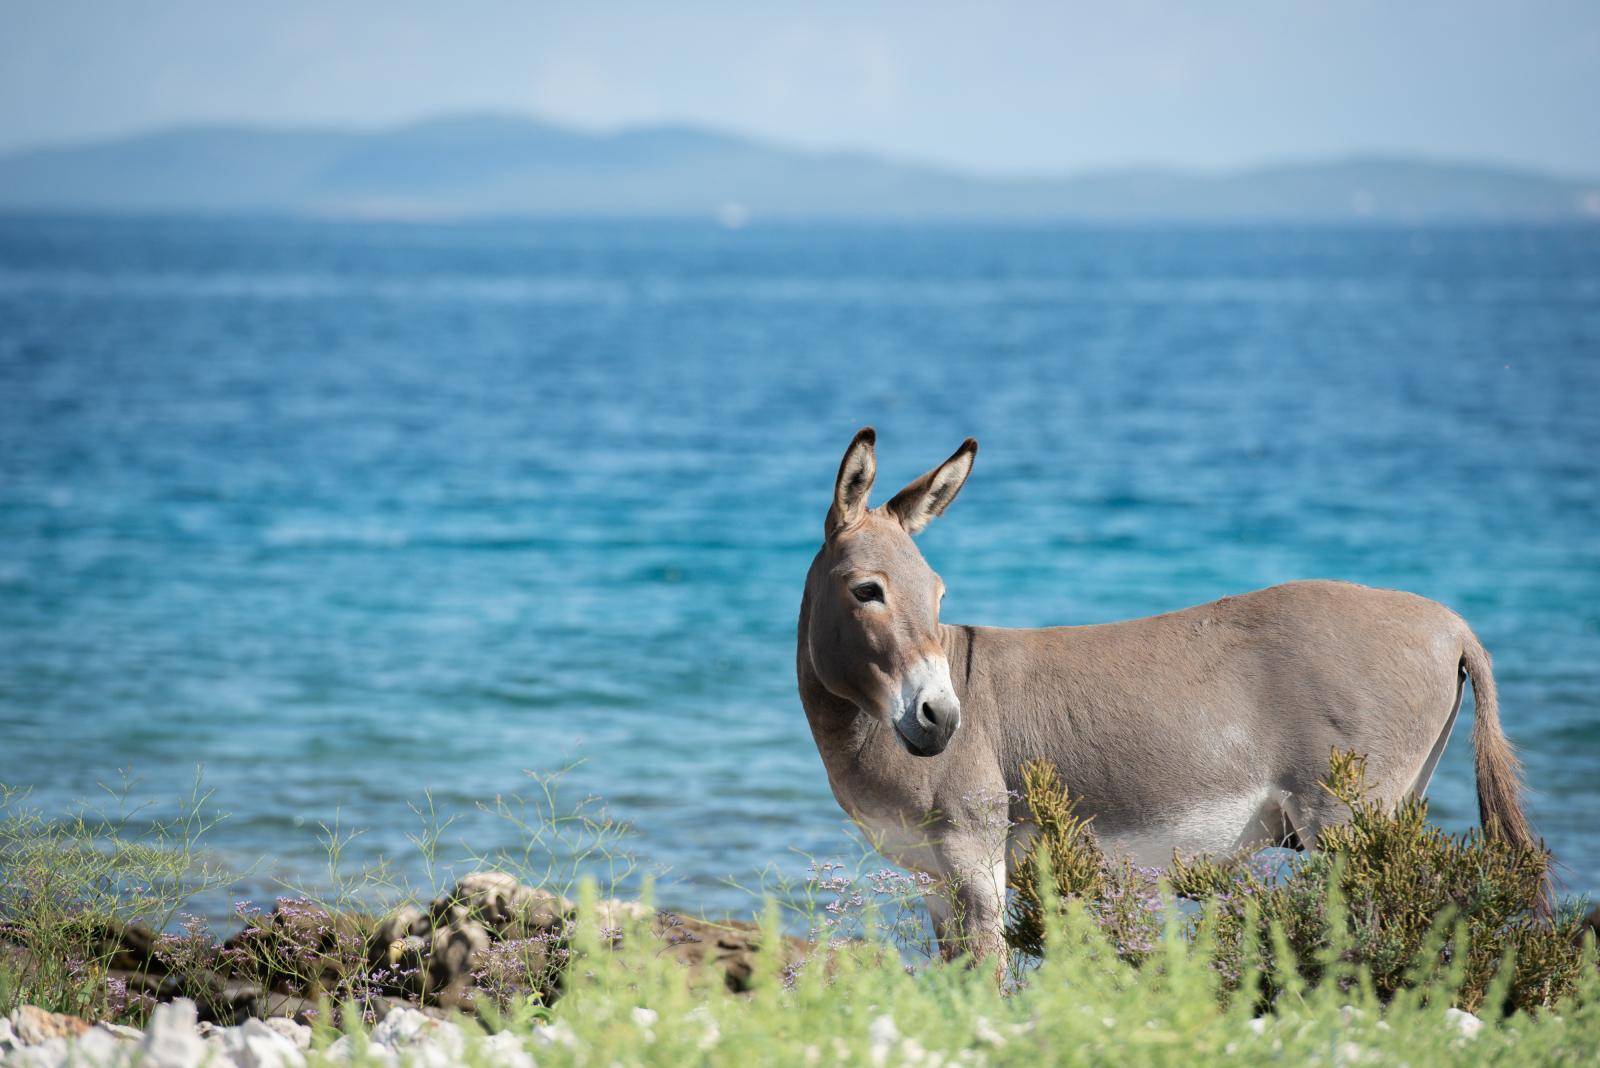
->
(3, 0), (1598, 175)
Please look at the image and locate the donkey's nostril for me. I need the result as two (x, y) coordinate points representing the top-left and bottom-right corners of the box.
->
(921, 701), (941, 727)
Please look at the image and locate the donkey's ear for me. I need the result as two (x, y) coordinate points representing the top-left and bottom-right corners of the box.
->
(827, 427), (877, 536)
(887, 438), (977, 535)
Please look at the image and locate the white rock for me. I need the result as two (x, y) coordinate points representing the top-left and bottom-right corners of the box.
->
(84, 1028), (132, 1066)
(365, 1008), (467, 1064)
(399, 1042), (462, 1068)
(212, 1017), (306, 1068)
(370, 1007), (434, 1048)
(591, 898), (653, 931)
(261, 1019), (310, 1050)
(478, 1031), (536, 1068)
(0, 1017), (15, 1051)
(1444, 1007), (1483, 1039)
(1, 1025), (139, 1068)
(323, 1034), (397, 1065)
(96, 1023), (145, 1042)
(7, 1007), (92, 1047)
(3, 1038), (64, 1068)
(140, 999), (210, 1068)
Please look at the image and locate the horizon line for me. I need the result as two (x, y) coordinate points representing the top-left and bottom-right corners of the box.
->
(4, 110), (1596, 186)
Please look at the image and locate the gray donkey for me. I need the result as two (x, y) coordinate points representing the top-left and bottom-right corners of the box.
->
(797, 428), (1536, 960)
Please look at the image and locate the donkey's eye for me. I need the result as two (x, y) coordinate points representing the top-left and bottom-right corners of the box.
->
(852, 582), (884, 604)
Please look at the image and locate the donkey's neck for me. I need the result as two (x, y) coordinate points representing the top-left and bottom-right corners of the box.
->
(795, 590), (858, 740)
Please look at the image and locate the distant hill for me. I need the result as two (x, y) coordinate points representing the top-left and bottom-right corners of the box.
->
(1, 114), (1596, 222)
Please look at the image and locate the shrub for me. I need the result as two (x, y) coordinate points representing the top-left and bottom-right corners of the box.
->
(1006, 750), (1593, 1015)
(0, 777), (234, 1021)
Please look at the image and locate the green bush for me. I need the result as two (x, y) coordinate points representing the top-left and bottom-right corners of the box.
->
(1006, 750), (1593, 1015)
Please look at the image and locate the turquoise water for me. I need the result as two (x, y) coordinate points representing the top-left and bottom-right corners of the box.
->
(1, 216), (1597, 911)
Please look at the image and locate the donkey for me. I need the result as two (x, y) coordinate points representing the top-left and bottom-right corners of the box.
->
(797, 428), (1538, 961)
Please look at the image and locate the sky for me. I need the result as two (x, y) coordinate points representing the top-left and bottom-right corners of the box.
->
(2, 0), (1598, 176)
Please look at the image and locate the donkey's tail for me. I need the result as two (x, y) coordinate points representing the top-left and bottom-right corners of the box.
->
(1461, 632), (1541, 859)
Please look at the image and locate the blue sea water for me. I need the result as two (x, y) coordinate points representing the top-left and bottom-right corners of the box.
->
(1, 216), (1597, 914)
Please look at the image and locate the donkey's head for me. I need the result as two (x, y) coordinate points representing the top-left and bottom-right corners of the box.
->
(802, 428), (977, 757)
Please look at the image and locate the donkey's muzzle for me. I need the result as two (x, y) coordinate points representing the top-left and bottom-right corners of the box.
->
(895, 691), (961, 757)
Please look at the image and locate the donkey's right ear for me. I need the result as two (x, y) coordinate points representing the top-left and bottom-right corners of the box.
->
(827, 427), (877, 536)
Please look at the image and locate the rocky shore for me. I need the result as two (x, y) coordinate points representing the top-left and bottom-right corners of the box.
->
(2, 998), (547, 1067)
(0, 871), (805, 1066)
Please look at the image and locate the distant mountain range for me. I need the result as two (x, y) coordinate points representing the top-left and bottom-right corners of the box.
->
(1, 114), (1596, 222)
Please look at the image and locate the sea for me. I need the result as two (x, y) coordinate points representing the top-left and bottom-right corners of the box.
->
(1, 215), (1597, 916)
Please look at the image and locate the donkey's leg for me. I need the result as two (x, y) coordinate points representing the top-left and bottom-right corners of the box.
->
(923, 888), (959, 959)
(929, 834), (1008, 964)
(1407, 668), (1466, 800)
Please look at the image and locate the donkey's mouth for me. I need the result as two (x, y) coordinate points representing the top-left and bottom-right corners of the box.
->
(893, 719), (944, 757)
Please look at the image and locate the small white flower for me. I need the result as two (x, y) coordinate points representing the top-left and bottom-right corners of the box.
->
(685, 1005), (721, 1050)
(533, 1019), (578, 1049)
(631, 1007), (659, 1029)
(868, 1015), (899, 1067)
(1335, 1040), (1369, 1065)
(902, 1036), (947, 1066)
(973, 1016), (1005, 1048)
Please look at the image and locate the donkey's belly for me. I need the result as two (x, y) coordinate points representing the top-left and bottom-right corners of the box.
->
(1092, 784), (1284, 867)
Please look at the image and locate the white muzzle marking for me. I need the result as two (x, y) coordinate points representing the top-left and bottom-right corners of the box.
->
(891, 655), (960, 756)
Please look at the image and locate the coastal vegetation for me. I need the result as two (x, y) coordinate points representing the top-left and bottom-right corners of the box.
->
(1, 757), (1595, 1065)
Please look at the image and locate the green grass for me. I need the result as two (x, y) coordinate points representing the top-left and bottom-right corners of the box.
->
(294, 888), (1600, 1066)
(2, 761), (1597, 1065)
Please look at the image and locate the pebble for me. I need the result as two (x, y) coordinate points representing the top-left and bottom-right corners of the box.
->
(1444, 1007), (1484, 1039)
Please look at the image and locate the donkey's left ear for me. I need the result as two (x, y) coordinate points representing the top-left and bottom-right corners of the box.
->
(886, 438), (977, 535)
